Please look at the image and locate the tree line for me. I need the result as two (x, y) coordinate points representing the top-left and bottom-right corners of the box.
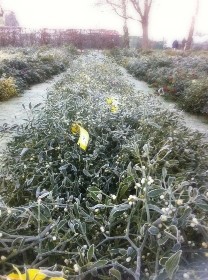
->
(98, 0), (200, 50)
(1, 0), (200, 50)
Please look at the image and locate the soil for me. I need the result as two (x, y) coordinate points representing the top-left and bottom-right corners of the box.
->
(0, 72), (65, 159)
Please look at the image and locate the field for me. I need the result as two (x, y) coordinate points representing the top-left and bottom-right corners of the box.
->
(0, 48), (208, 280)
(0, 46), (76, 101)
(110, 48), (208, 116)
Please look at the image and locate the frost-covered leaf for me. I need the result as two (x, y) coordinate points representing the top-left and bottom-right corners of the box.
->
(90, 260), (108, 269)
(148, 225), (159, 235)
(20, 147), (29, 158)
(165, 250), (182, 279)
(87, 244), (94, 262)
(109, 268), (121, 280)
(148, 189), (165, 197)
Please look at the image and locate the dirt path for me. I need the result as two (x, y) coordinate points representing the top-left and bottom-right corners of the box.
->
(0, 72), (65, 157)
(121, 67), (208, 140)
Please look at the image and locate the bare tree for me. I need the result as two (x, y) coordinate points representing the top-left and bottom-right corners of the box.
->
(129, 0), (153, 49)
(99, 0), (130, 48)
(186, 0), (199, 50)
(121, 0), (129, 48)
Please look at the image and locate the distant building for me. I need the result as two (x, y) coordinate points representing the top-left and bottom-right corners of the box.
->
(129, 36), (142, 48)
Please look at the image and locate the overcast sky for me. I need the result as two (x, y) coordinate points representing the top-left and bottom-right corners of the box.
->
(1, 0), (208, 43)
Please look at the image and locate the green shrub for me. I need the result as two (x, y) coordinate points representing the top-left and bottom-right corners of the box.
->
(111, 49), (208, 115)
(180, 78), (208, 114)
(38, 53), (58, 63)
(0, 76), (18, 100)
(0, 46), (76, 100)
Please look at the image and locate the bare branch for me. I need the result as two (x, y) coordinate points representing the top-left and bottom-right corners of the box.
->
(105, 0), (128, 20)
(129, 0), (143, 18)
(99, 0), (140, 21)
(107, 2), (126, 18)
(106, 0), (122, 9)
(147, 0), (153, 14)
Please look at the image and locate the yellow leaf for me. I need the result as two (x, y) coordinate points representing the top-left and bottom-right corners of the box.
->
(77, 126), (89, 151)
(71, 123), (80, 134)
(25, 269), (46, 280)
(106, 97), (119, 113)
(7, 273), (21, 280)
(106, 97), (113, 105)
(8, 266), (23, 280)
(71, 123), (89, 151)
(111, 105), (118, 113)
(8, 268), (46, 280)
